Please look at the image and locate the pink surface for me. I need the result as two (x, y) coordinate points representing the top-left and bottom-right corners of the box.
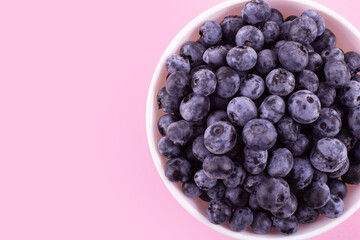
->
(0, 0), (359, 240)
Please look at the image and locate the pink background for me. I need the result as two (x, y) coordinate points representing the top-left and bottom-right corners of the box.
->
(0, 0), (359, 239)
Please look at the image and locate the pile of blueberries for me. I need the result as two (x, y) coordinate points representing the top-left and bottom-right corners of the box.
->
(156, 0), (360, 235)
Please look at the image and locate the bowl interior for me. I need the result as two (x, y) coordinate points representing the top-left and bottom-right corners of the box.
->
(146, 0), (360, 239)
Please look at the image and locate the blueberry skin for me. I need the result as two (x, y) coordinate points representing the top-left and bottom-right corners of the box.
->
(351, 142), (360, 163)
(328, 158), (348, 179)
(273, 216), (299, 235)
(206, 110), (229, 127)
(257, 21), (280, 44)
(354, 74), (360, 83)
(288, 90), (321, 124)
(269, 8), (284, 25)
(209, 94), (231, 110)
(344, 51), (360, 76)
(203, 154), (234, 179)
(319, 194), (344, 218)
(166, 71), (190, 97)
(225, 186), (249, 208)
(182, 181), (203, 198)
(279, 21), (292, 41)
(206, 198), (232, 224)
(311, 28), (336, 53)
(179, 93), (210, 121)
(316, 82), (336, 107)
(303, 181), (330, 209)
(243, 173), (267, 193)
(265, 68), (295, 96)
(190, 64), (215, 77)
(295, 203), (319, 224)
(166, 120), (193, 146)
(243, 118), (278, 151)
(312, 108), (342, 138)
(256, 177), (291, 211)
(157, 87), (181, 114)
(301, 10), (325, 37)
(289, 15), (318, 44)
(251, 211), (272, 234)
(199, 21), (222, 45)
(215, 66), (241, 98)
(324, 60), (351, 88)
(321, 47), (344, 63)
(348, 106), (360, 139)
(278, 41), (309, 72)
(239, 74), (265, 100)
(267, 148), (294, 177)
(259, 95), (285, 124)
(226, 46), (257, 72)
(191, 69), (217, 96)
(338, 80), (360, 108)
(286, 157), (314, 190)
(229, 207), (253, 232)
(180, 41), (206, 67)
(272, 40), (287, 54)
(203, 45), (228, 69)
(336, 125), (358, 151)
(277, 117), (300, 145)
(243, 147), (268, 175)
(158, 114), (178, 136)
(241, 0), (271, 25)
(164, 158), (192, 183)
(223, 162), (247, 188)
(194, 169), (217, 190)
(192, 135), (211, 162)
(206, 182), (226, 199)
(306, 52), (323, 73)
(313, 169), (328, 184)
(235, 25), (264, 51)
(255, 49), (278, 75)
(220, 15), (245, 44)
(342, 162), (360, 184)
(327, 179), (347, 199)
(248, 193), (262, 211)
(288, 134), (309, 157)
(158, 136), (182, 158)
(310, 138), (348, 173)
(296, 70), (319, 92)
(204, 121), (237, 155)
(165, 54), (191, 74)
(272, 193), (298, 218)
(227, 97), (258, 127)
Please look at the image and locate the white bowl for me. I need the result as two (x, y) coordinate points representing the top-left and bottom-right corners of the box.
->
(146, 0), (360, 239)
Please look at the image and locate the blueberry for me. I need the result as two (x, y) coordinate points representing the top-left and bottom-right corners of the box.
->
(311, 28), (336, 53)
(206, 198), (232, 224)
(296, 70), (319, 92)
(203, 154), (234, 179)
(241, 0), (271, 25)
(256, 177), (291, 211)
(243, 147), (268, 175)
(199, 192), (212, 202)
(204, 121), (237, 154)
(295, 202), (319, 224)
(344, 51), (360, 76)
(288, 90), (321, 124)
(273, 216), (299, 235)
(303, 181), (330, 209)
(203, 45), (228, 69)
(321, 47), (344, 63)
(258, 95), (285, 124)
(190, 64), (215, 77)
(265, 68), (295, 96)
(188, 120), (206, 139)
(342, 162), (360, 184)
(199, 21), (222, 45)
(269, 8), (284, 25)
(226, 46), (257, 71)
(287, 134), (309, 157)
(184, 144), (202, 170)
(324, 60), (351, 88)
(235, 25), (264, 51)
(312, 108), (342, 138)
(158, 136), (182, 158)
(316, 82), (336, 107)
(319, 194), (344, 218)
(165, 54), (191, 74)
(191, 135), (211, 162)
(165, 71), (190, 97)
(239, 74), (265, 100)
(338, 80), (360, 107)
(157, 87), (181, 113)
(348, 106), (360, 139)
(180, 41), (206, 67)
(223, 163), (246, 188)
(206, 110), (229, 127)
(158, 114), (179, 136)
(306, 52), (323, 73)
(209, 94), (231, 110)
(301, 10), (325, 37)
(194, 169), (217, 190)
(220, 15), (245, 44)
(328, 158), (349, 179)
(248, 193), (262, 210)
(166, 120), (193, 146)
(255, 49), (278, 75)
(272, 40), (287, 54)
(164, 158), (192, 183)
(279, 21), (292, 41)
(277, 117), (300, 145)
(310, 138), (348, 172)
(278, 41), (309, 72)
(191, 69), (217, 96)
(229, 207), (253, 232)
(215, 66), (241, 98)
(285, 15), (297, 22)
(286, 157), (314, 190)
(206, 182), (226, 199)
(354, 74), (360, 83)
(227, 97), (258, 127)
(251, 211), (272, 234)
(267, 148), (294, 177)
(182, 181), (203, 198)
(289, 15), (318, 44)
(350, 141), (360, 164)
(179, 93), (210, 121)
(312, 169), (328, 184)
(272, 193), (298, 218)
(225, 186), (249, 208)
(243, 118), (277, 151)
(243, 173), (267, 193)
(327, 179), (347, 199)
(336, 125), (358, 151)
